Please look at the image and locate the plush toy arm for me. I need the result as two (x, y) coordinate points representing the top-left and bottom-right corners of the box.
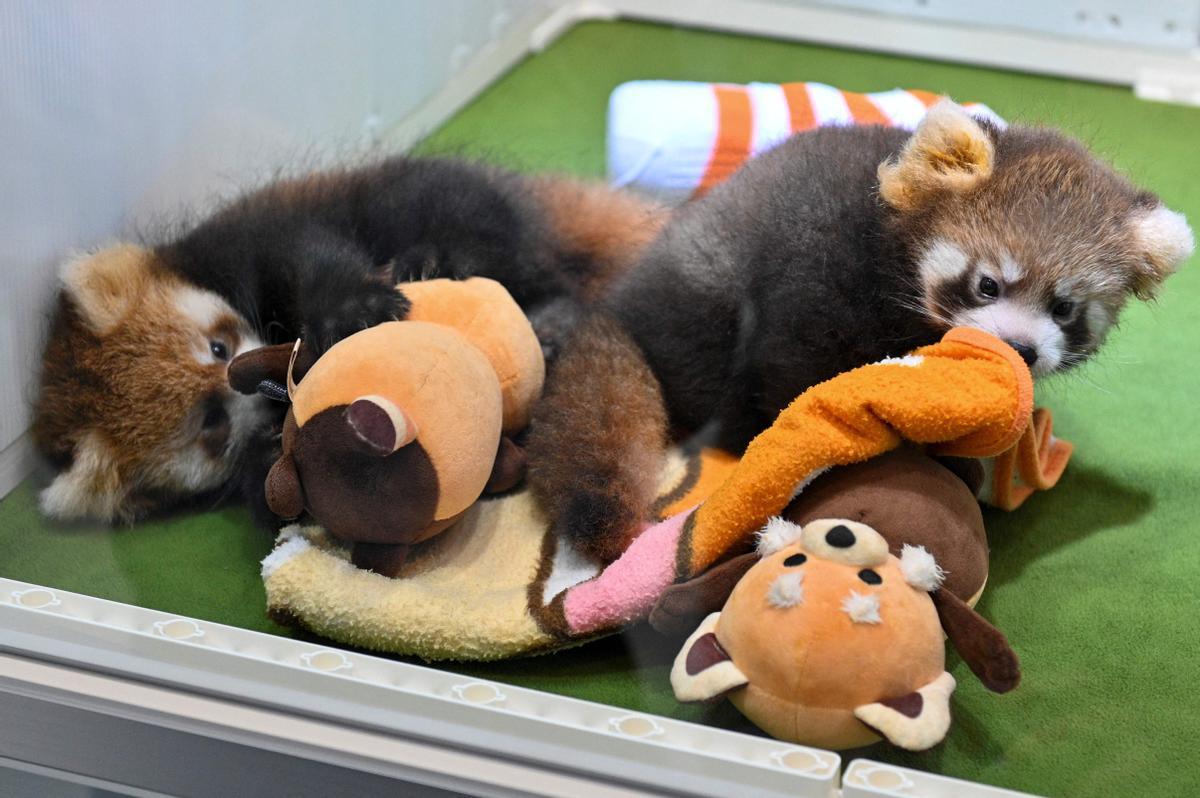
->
(670, 613), (748, 703)
(228, 341), (317, 396)
(485, 437), (527, 494)
(649, 553), (757, 636)
(932, 588), (1021, 693)
(266, 454), (304, 519)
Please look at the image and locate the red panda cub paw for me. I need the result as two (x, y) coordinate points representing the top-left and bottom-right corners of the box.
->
(301, 279), (410, 354)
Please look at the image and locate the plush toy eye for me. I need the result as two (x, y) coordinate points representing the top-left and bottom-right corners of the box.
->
(858, 568), (882, 585)
(783, 553), (807, 567)
(1051, 299), (1075, 319)
(210, 340), (230, 361)
(977, 276), (1000, 299)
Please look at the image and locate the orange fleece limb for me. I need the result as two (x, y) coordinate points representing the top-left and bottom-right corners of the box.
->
(682, 328), (1033, 577)
(986, 407), (1073, 511)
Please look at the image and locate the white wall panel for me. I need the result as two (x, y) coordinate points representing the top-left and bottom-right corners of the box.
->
(789, 0), (1200, 50)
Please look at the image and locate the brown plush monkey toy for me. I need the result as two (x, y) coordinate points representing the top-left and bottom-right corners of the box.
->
(229, 278), (544, 577)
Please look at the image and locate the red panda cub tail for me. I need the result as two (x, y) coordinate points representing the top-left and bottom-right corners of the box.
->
(526, 311), (668, 563)
(526, 175), (668, 301)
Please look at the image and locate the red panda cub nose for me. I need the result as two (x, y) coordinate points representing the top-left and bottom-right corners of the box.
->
(1004, 340), (1038, 367)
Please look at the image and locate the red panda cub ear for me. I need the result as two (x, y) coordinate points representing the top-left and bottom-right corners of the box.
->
(877, 101), (995, 213)
(1128, 199), (1194, 299)
(60, 244), (154, 336)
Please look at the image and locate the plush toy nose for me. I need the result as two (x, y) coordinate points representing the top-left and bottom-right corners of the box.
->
(824, 524), (856, 548)
(801, 518), (889, 567)
(345, 395), (417, 456)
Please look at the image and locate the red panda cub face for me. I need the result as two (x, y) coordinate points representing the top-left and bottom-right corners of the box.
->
(33, 244), (268, 522)
(880, 102), (1193, 376)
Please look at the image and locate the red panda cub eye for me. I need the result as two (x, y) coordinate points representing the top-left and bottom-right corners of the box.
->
(977, 275), (999, 299)
(1051, 298), (1075, 320)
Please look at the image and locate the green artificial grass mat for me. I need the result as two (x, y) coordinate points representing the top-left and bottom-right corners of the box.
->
(4, 19), (1200, 798)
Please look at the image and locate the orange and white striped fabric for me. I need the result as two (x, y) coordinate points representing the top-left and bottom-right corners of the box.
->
(606, 81), (1003, 203)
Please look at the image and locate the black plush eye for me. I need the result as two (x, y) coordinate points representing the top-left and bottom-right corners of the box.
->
(978, 276), (1000, 299)
(1051, 299), (1075, 319)
(201, 403), (228, 430)
(783, 553), (807, 567)
(210, 340), (229, 361)
(858, 568), (882, 585)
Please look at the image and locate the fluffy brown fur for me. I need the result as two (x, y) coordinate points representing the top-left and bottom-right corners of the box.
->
(33, 157), (667, 524)
(528, 102), (1192, 563)
(527, 176), (667, 301)
(36, 260), (260, 519)
(527, 312), (667, 562)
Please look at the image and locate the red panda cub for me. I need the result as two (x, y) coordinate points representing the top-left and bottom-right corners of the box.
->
(34, 158), (666, 525)
(528, 102), (1194, 562)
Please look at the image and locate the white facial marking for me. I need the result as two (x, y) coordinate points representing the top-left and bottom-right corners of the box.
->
(164, 445), (226, 492)
(899, 545), (944, 591)
(918, 239), (970, 286)
(175, 286), (230, 331)
(161, 388), (271, 494)
(998, 253), (1024, 284)
(163, 286), (267, 491)
(1085, 301), (1110, 335)
(39, 433), (123, 520)
(954, 299), (1065, 375)
(767, 572), (805, 609)
(841, 590), (882, 624)
(236, 331), (264, 357)
(174, 286), (250, 365)
(757, 516), (804, 557)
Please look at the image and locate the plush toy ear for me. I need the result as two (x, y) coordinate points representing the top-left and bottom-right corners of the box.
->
(345, 395), (417, 456)
(265, 454), (305, 519)
(484, 436), (527, 494)
(649, 553), (758, 635)
(1128, 200), (1194, 299)
(670, 613), (749, 703)
(227, 342), (316, 398)
(854, 672), (956, 751)
(878, 101), (995, 212)
(60, 244), (154, 335)
(931, 588), (1021, 693)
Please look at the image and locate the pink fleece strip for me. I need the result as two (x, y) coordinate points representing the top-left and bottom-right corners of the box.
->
(563, 509), (693, 634)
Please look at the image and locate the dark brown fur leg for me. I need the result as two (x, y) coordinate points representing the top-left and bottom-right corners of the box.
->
(527, 312), (668, 563)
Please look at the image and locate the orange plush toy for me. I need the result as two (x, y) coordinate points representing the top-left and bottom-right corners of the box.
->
(229, 278), (544, 576)
(667, 449), (1020, 751)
